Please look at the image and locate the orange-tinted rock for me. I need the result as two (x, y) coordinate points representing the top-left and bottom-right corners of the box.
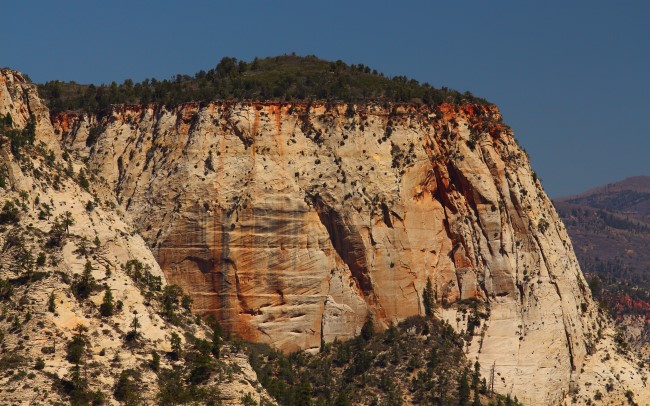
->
(48, 99), (640, 404)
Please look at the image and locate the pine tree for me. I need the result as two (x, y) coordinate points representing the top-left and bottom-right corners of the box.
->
(472, 361), (481, 391)
(472, 390), (482, 406)
(99, 289), (114, 317)
(208, 316), (223, 358)
(150, 351), (160, 371)
(130, 316), (140, 335)
(423, 276), (435, 318)
(361, 317), (374, 341)
(334, 392), (352, 406)
(73, 261), (96, 299)
(295, 379), (312, 406)
(48, 292), (56, 313)
(170, 332), (182, 359)
(62, 211), (74, 233)
(458, 370), (471, 406)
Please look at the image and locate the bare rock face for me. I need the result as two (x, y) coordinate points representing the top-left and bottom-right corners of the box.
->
(49, 99), (606, 404)
(0, 70), (61, 155)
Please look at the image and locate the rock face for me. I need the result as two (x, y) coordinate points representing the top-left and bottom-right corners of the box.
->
(52, 99), (602, 404)
(2, 67), (646, 404)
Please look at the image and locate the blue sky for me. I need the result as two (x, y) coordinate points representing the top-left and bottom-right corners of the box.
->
(3, 1), (649, 196)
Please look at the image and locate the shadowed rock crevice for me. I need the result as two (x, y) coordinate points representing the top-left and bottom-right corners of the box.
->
(315, 204), (373, 297)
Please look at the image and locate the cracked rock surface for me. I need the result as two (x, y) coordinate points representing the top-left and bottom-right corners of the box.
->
(1, 67), (645, 404)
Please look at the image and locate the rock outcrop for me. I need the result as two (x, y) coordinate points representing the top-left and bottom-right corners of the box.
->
(2, 67), (647, 404)
(51, 97), (610, 404)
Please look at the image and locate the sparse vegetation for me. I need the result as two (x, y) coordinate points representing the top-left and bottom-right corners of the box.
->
(0, 113), (36, 157)
(247, 316), (520, 406)
(537, 218), (549, 234)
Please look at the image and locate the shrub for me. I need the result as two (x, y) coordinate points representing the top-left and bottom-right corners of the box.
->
(114, 369), (142, 404)
(0, 201), (19, 224)
(241, 393), (257, 405)
(34, 357), (45, 370)
(537, 219), (549, 234)
(36, 252), (47, 267)
(48, 292), (56, 313)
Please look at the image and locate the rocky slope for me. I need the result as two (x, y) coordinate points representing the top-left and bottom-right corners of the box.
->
(1, 65), (648, 404)
(0, 69), (272, 405)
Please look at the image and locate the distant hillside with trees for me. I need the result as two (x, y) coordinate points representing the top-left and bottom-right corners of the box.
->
(36, 54), (489, 115)
(555, 177), (650, 357)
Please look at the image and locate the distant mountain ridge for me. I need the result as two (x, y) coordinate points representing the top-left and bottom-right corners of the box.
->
(555, 176), (650, 357)
(559, 176), (650, 223)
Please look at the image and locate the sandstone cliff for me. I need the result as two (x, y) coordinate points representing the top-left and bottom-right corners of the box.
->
(2, 67), (648, 404)
(51, 95), (648, 404)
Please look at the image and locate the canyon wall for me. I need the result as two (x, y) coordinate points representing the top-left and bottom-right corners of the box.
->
(52, 99), (604, 404)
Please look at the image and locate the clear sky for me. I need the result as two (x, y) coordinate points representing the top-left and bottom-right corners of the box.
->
(2, 1), (648, 197)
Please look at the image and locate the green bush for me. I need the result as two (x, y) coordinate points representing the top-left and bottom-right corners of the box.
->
(66, 328), (88, 364)
(113, 369), (142, 404)
(99, 289), (114, 317)
(36, 252), (47, 267)
(34, 357), (45, 370)
(0, 201), (19, 224)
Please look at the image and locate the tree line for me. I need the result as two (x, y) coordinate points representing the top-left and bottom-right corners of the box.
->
(37, 54), (489, 115)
